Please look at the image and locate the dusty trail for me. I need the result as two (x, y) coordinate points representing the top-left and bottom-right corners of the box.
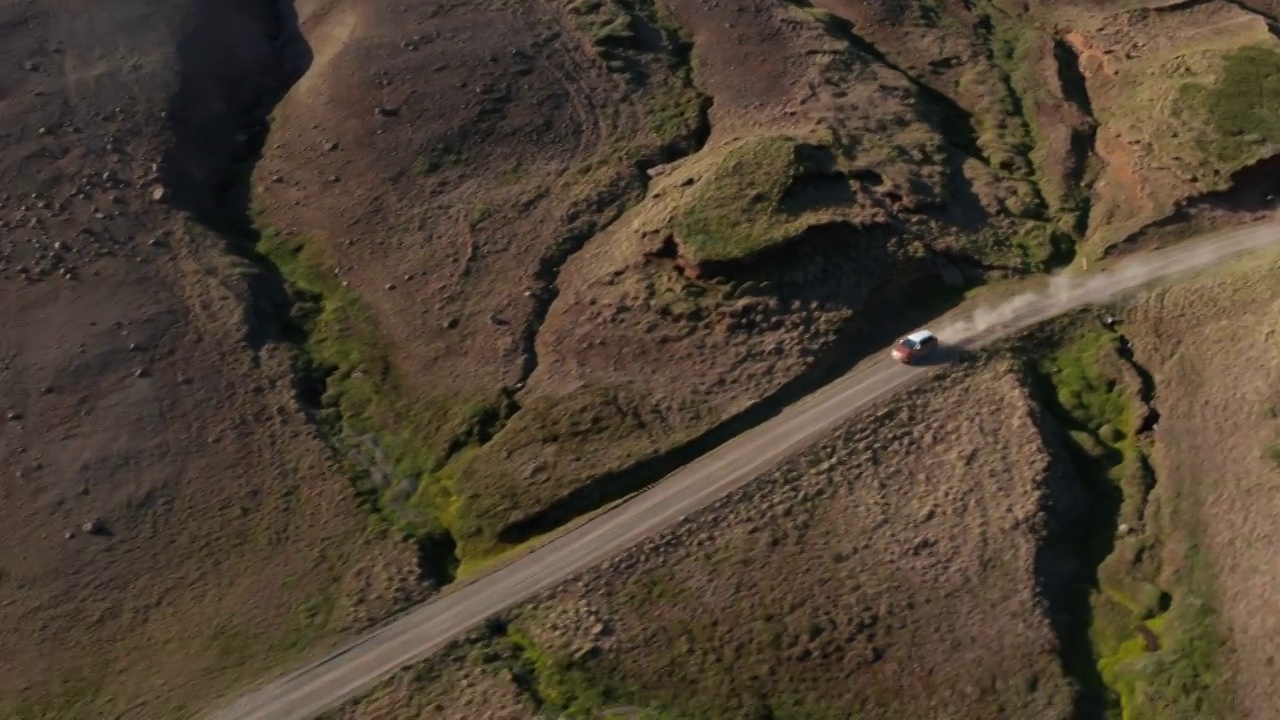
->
(944, 217), (1280, 347)
(207, 217), (1280, 720)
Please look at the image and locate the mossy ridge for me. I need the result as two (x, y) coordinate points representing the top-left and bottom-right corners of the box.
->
(958, 1), (1047, 204)
(959, 218), (1075, 271)
(1029, 320), (1223, 719)
(673, 135), (804, 262)
(670, 133), (868, 264)
(1178, 44), (1280, 171)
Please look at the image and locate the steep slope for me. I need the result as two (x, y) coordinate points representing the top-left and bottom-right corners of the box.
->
(244, 0), (1280, 578)
(255, 0), (1094, 571)
(0, 1), (417, 716)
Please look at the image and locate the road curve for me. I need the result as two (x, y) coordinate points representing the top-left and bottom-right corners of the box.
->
(207, 219), (1280, 720)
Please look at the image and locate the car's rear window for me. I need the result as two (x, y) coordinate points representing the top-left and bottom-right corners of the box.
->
(900, 339), (919, 349)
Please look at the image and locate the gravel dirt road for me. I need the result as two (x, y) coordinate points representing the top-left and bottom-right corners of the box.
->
(207, 218), (1280, 720)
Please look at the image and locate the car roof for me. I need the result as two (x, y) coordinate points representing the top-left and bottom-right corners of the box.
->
(904, 329), (935, 343)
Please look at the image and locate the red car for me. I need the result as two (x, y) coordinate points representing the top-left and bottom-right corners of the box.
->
(891, 329), (939, 364)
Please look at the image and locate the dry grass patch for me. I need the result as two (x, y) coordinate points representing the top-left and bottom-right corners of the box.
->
(334, 360), (1079, 719)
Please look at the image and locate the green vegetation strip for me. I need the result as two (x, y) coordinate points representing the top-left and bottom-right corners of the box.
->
(254, 222), (505, 577)
(1032, 322), (1223, 719)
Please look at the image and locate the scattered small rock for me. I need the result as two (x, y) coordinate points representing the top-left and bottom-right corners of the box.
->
(64, 530), (75, 540)
(134, 367), (150, 379)
(5, 411), (21, 422)
(82, 518), (104, 535)
(385, 282), (396, 291)
(149, 185), (169, 203)
(375, 105), (400, 118)
(128, 341), (142, 352)
(572, 644), (600, 661)
(324, 141), (339, 152)
(443, 317), (459, 330)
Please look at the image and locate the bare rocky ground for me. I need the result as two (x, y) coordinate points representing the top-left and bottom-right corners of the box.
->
(3, 0), (1280, 716)
(0, 2), (423, 717)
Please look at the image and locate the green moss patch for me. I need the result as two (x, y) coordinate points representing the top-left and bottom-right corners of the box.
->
(672, 135), (841, 263)
(1043, 328), (1133, 437)
(1180, 45), (1280, 169)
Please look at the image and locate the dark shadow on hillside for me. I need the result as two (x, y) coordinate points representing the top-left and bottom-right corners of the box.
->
(1052, 38), (1094, 118)
(1018, 324), (1124, 720)
(1033, 420), (1121, 719)
(159, 0), (314, 350)
(781, 144), (859, 213)
(157, 0), (464, 586)
(1192, 152), (1280, 212)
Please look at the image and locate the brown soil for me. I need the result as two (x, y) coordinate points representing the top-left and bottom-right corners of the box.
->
(5, 0), (1280, 715)
(336, 361), (1080, 719)
(0, 1), (419, 716)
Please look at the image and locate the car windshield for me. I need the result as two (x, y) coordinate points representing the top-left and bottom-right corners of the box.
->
(900, 338), (919, 350)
